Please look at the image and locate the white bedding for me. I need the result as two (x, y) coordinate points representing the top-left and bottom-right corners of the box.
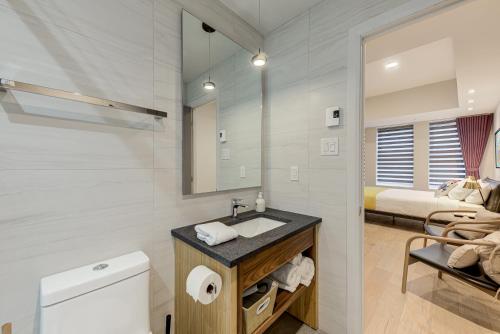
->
(375, 188), (483, 220)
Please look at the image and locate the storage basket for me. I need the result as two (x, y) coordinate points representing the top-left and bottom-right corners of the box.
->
(242, 279), (278, 334)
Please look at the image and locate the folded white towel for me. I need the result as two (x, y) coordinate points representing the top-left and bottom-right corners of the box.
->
(270, 263), (301, 293)
(195, 222), (238, 246)
(289, 253), (303, 266)
(298, 257), (315, 287)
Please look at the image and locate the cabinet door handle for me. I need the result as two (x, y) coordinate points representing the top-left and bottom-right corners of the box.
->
(256, 297), (270, 315)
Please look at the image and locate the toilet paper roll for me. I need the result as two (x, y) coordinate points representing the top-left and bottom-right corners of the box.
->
(186, 265), (222, 305)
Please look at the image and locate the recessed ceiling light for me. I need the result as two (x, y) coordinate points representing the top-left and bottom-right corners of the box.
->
(385, 61), (399, 70)
(467, 89), (475, 94)
(467, 106), (474, 111)
(467, 99), (475, 104)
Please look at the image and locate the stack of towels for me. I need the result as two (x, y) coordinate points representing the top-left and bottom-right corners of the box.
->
(195, 222), (238, 246)
(270, 253), (315, 293)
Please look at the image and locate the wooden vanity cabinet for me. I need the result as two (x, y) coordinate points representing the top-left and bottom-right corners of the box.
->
(175, 226), (318, 334)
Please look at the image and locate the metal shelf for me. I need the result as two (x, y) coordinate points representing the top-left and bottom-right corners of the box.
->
(0, 78), (167, 118)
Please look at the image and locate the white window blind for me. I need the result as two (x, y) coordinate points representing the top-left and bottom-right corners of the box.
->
(376, 125), (414, 187)
(428, 120), (466, 188)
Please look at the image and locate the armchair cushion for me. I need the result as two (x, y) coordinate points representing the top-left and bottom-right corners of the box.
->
(447, 244), (479, 268)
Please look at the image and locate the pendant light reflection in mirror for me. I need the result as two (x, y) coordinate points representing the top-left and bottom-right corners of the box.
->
(202, 22), (216, 90)
(252, 0), (267, 67)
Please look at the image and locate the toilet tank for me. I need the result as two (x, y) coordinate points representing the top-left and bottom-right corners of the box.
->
(40, 251), (150, 334)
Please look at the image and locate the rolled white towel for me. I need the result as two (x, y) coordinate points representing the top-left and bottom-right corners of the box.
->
(270, 263), (301, 293)
(195, 222), (238, 246)
(289, 253), (303, 266)
(298, 257), (315, 287)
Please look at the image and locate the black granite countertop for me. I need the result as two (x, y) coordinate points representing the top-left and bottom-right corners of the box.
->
(170, 208), (321, 267)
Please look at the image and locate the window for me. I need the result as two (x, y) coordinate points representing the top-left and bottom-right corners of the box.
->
(428, 120), (466, 188)
(376, 125), (414, 187)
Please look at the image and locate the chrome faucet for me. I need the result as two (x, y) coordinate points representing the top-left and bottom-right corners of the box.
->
(231, 198), (248, 218)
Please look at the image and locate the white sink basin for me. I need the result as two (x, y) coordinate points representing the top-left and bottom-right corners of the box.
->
(231, 217), (286, 238)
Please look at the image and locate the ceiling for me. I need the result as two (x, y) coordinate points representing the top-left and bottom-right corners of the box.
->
(220, 0), (323, 35)
(364, 0), (500, 117)
(365, 38), (456, 97)
(183, 11), (244, 83)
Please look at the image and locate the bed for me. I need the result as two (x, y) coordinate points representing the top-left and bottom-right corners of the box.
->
(364, 186), (484, 222)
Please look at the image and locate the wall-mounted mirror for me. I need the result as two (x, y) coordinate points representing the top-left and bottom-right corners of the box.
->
(182, 10), (262, 195)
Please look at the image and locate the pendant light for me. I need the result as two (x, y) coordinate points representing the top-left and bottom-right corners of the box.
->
(202, 23), (216, 90)
(252, 0), (267, 67)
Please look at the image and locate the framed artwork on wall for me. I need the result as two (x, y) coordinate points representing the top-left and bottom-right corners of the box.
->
(496, 129), (500, 168)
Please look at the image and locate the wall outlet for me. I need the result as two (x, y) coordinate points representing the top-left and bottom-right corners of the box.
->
(240, 166), (246, 178)
(221, 148), (230, 160)
(290, 166), (299, 181)
(320, 137), (339, 156)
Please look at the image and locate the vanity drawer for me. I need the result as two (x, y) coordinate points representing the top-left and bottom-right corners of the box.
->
(239, 228), (314, 290)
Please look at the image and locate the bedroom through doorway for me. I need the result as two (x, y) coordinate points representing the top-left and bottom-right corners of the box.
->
(362, 1), (500, 332)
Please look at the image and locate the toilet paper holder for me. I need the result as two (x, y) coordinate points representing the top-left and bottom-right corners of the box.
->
(206, 283), (216, 295)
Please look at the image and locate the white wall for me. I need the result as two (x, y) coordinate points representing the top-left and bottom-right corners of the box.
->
(0, 1), (262, 333)
(364, 79), (459, 126)
(193, 101), (217, 193)
(263, 0), (412, 332)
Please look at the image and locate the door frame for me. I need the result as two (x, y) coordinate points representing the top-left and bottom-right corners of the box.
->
(345, 0), (463, 332)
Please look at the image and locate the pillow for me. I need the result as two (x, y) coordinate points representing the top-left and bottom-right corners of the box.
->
(464, 180), (492, 205)
(434, 180), (460, 197)
(447, 244), (479, 268)
(475, 231), (500, 261)
(484, 180), (500, 213)
(476, 209), (500, 220)
(454, 210), (500, 239)
(480, 244), (500, 285)
(448, 180), (473, 201)
(482, 259), (500, 285)
(455, 225), (490, 240)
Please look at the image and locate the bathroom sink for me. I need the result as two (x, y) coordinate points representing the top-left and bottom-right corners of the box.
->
(231, 217), (286, 238)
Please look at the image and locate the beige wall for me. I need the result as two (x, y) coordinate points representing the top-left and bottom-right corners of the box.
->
(481, 104), (500, 179)
(364, 128), (377, 187)
(365, 80), (459, 126)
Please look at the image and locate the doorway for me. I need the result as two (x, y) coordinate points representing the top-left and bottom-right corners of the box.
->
(354, 0), (500, 332)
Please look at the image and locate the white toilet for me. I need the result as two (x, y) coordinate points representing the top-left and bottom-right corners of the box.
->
(40, 251), (151, 334)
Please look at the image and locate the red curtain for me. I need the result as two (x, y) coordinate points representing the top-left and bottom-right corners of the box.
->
(456, 114), (493, 178)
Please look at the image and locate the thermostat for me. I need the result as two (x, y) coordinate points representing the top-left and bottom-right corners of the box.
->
(325, 106), (340, 127)
(219, 129), (227, 143)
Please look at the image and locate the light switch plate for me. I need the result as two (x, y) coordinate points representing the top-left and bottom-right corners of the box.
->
(221, 148), (230, 160)
(290, 166), (299, 181)
(240, 166), (246, 178)
(320, 137), (339, 156)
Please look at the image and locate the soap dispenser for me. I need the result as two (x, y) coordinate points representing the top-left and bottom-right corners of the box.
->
(256, 192), (266, 212)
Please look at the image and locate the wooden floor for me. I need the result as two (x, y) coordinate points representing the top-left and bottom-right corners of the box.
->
(364, 219), (500, 334)
(268, 218), (500, 333)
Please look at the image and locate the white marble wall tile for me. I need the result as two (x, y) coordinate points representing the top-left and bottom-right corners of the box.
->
(0, 1), (262, 333)
(264, 0), (413, 332)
